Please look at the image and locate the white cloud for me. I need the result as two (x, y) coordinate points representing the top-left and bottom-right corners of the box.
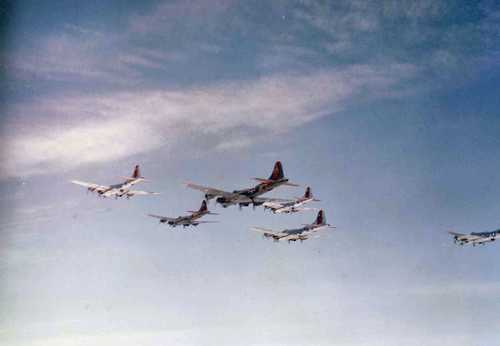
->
(2, 64), (415, 178)
(8, 31), (185, 84)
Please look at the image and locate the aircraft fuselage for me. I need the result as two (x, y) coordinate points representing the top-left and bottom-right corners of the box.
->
(98, 178), (143, 197)
(216, 178), (289, 207)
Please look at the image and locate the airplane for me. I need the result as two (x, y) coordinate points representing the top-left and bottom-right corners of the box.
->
(148, 200), (219, 228)
(262, 186), (320, 214)
(186, 161), (298, 208)
(71, 165), (159, 199)
(251, 209), (334, 243)
(449, 229), (500, 246)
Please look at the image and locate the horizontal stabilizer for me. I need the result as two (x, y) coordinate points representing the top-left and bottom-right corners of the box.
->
(123, 176), (148, 182)
(298, 207), (320, 212)
(187, 211), (219, 215)
(70, 180), (97, 187)
(252, 178), (299, 187)
(253, 178), (275, 183)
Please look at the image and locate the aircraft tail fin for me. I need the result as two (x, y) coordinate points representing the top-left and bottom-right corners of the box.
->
(199, 200), (208, 212)
(303, 186), (320, 201)
(268, 161), (284, 181)
(313, 209), (326, 226)
(132, 165), (142, 179)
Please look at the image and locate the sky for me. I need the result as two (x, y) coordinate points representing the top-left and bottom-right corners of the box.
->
(1, 0), (500, 345)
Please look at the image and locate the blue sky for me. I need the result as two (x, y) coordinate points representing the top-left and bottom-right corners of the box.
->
(2, 1), (500, 345)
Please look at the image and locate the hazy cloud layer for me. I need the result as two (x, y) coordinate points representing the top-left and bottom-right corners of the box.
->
(4, 0), (499, 180)
(3, 63), (415, 178)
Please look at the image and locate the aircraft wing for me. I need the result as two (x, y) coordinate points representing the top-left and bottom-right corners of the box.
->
(448, 231), (481, 242)
(126, 190), (160, 196)
(148, 214), (176, 221)
(251, 226), (278, 234)
(254, 197), (293, 204)
(185, 183), (229, 197)
(471, 237), (494, 244)
(194, 220), (219, 224)
(71, 180), (109, 193)
(250, 227), (287, 238)
(293, 207), (319, 212)
(262, 201), (284, 209)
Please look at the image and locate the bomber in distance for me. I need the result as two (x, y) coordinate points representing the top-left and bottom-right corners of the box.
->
(71, 165), (159, 199)
(449, 229), (500, 246)
(186, 161), (298, 209)
(263, 186), (320, 214)
(251, 209), (334, 243)
(148, 200), (219, 228)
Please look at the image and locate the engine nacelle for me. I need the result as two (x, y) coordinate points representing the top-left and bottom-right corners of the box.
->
(216, 196), (228, 204)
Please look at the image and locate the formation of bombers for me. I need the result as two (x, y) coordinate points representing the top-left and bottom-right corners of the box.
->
(71, 161), (331, 242)
(71, 161), (500, 245)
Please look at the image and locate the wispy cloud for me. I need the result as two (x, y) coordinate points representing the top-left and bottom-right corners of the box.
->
(8, 31), (184, 84)
(3, 64), (415, 178)
(4, 0), (498, 179)
(128, 0), (236, 34)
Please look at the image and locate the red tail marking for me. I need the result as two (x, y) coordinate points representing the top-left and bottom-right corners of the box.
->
(304, 187), (311, 199)
(269, 161), (284, 181)
(199, 200), (208, 212)
(315, 210), (324, 225)
(132, 165), (141, 179)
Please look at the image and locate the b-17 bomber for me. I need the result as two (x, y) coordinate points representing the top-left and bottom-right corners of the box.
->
(186, 161), (298, 209)
(263, 186), (320, 214)
(148, 200), (219, 228)
(251, 210), (334, 243)
(71, 165), (159, 199)
(449, 229), (500, 246)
